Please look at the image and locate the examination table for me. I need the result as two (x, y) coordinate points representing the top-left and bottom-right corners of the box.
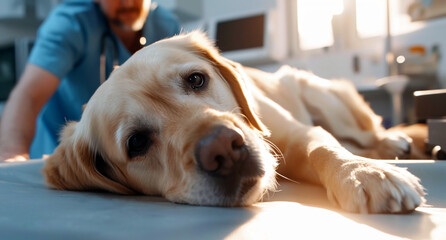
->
(0, 159), (445, 239)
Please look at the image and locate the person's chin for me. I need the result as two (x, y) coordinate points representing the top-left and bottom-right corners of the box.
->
(129, 19), (145, 31)
(111, 19), (144, 32)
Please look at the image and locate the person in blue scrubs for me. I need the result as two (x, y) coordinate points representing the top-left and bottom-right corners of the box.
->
(0, 0), (180, 162)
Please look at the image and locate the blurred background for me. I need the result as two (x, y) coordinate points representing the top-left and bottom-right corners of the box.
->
(1, 0), (445, 128)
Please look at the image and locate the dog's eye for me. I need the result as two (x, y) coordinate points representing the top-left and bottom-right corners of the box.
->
(127, 131), (152, 158)
(187, 73), (206, 89)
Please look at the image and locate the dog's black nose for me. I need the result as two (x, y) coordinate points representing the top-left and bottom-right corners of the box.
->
(195, 126), (246, 176)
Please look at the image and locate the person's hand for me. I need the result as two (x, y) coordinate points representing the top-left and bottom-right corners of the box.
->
(0, 64), (59, 164)
(0, 152), (29, 163)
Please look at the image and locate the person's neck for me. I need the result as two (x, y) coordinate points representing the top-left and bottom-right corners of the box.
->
(109, 23), (142, 54)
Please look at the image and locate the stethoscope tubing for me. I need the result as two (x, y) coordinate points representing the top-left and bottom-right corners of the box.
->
(100, 32), (119, 84)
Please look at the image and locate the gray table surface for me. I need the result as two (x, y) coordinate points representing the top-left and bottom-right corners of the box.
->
(0, 160), (445, 240)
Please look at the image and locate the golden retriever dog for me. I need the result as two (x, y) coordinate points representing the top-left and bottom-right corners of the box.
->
(43, 32), (425, 213)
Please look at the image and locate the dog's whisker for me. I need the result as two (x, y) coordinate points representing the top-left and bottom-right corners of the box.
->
(263, 138), (285, 164)
(259, 181), (281, 202)
(275, 172), (301, 185)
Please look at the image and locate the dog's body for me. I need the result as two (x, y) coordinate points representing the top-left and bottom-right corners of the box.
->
(44, 32), (425, 213)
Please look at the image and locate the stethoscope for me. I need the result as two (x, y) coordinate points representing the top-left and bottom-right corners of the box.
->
(100, 32), (119, 84)
(97, 1), (151, 84)
(99, 31), (148, 84)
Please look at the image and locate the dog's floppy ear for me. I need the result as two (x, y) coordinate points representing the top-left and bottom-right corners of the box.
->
(187, 32), (269, 135)
(43, 122), (133, 194)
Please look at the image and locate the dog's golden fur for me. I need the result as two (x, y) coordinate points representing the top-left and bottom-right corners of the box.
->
(43, 32), (425, 213)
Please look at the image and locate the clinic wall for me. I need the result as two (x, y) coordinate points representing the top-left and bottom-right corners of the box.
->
(3, 0), (446, 87)
(0, 20), (41, 117)
(202, 0), (275, 18)
(0, 0), (49, 45)
(256, 17), (446, 90)
(0, 22), (39, 46)
(392, 18), (446, 88)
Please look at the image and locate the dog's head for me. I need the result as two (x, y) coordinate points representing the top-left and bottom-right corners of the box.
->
(43, 32), (277, 206)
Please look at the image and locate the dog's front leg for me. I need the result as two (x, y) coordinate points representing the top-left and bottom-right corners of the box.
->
(304, 134), (425, 213)
(254, 92), (425, 213)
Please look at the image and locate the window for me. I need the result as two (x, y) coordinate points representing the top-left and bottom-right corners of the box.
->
(355, 0), (387, 38)
(295, 0), (423, 52)
(297, 0), (343, 50)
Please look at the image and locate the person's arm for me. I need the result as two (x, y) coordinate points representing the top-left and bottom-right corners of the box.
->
(0, 64), (60, 162)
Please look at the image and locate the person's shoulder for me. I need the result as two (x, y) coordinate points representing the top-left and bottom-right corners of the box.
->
(41, 0), (104, 35)
(49, 0), (100, 22)
(147, 2), (180, 37)
(149, 3), (179, 24)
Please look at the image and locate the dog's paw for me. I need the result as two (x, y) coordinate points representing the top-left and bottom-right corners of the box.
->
(326, 160), (426, 213)
(375, 131), (412, 159)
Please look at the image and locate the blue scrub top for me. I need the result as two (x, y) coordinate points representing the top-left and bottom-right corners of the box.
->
(28, 0), (180, 158)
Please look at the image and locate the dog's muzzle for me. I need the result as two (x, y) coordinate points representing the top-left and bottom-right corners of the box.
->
(195, 125), (265, 200)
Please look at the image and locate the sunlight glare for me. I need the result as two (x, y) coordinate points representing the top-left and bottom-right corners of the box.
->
(227, 202), (403, 239)
(297, 0), (343, 50)
(356, 0), (387, 38)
